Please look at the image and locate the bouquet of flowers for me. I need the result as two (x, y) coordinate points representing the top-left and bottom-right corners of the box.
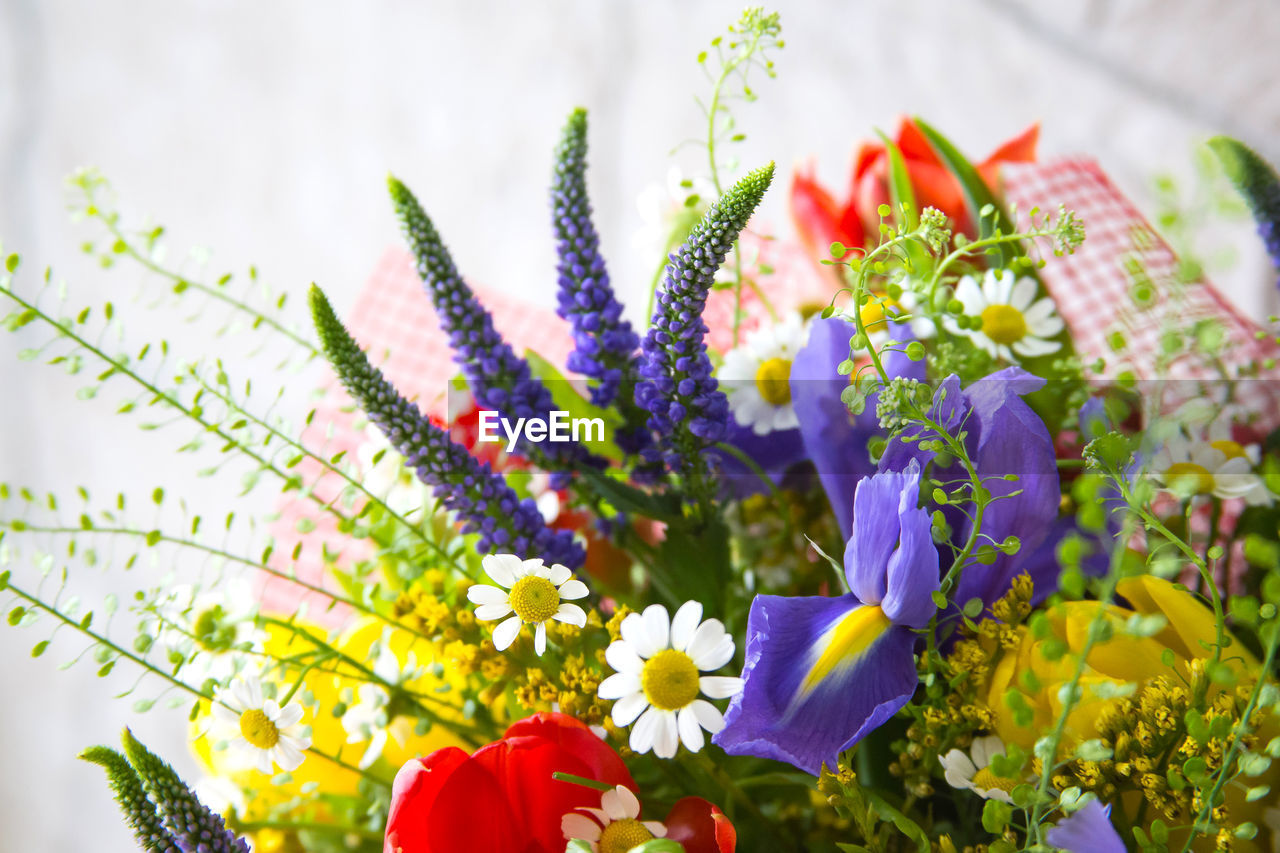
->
(5, 9), (1280, 852)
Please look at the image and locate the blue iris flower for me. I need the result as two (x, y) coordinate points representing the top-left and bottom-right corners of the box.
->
(713, 460), (938, 774)
(1046, 801), (1125, 853)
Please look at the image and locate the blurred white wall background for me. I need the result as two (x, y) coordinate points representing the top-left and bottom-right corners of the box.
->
(1, 1), (1278, 850)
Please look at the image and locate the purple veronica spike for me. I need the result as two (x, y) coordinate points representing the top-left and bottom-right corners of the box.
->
(1209, 137), (1280, 286)
(388, 175), (599, 477)
(121, 730), (250, 853)
(790, 318), (925, 537)
(551, 110), (643, 414)
(1046, 801), (1125, 853)
(714, 461), (938, 774)
(81, 745), (181, 853)
(635, 164), (774, 484)
(879, 367), (1060, 609)
(311, 285), (584, 569)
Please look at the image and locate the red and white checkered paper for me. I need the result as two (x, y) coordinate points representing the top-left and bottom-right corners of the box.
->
(261, 157), (1280, 620)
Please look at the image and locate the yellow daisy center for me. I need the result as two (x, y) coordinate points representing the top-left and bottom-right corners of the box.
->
(1163, 462), (1215, 495)
(980, 304), (1028, 345)
(507, 575), (561, 623)
(1210, 439), (1248, 461)
(859, 293), (902, 332)
(239, 708), (280, 750)
(754, 357), (793, 406)
(641, 648), (700, 711)
(599, 819), (654, 853)
(972, 766), (1018, 795)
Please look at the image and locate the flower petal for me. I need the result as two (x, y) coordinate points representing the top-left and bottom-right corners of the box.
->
(690, 699), (725, 735)
(491, 615), (522, 651)
(275, 702), (304, 729)
(642, 604), (671, 652)
(557, 579), (589, 601)
(670, 600), (703, 652)
(561, 813), (602, 843)
(467, 584), (509, 606)
(653, 710), (680, 759)
(610, 690), (649, 727)
(482, 554), (523, 588)
(621, 613), (660, 659)
(598, 672), (642, 701)
(630, 706), (661, 754)
(553, 603), (587, 627)
(601, 787), (630, 821)
(535, 622), (548, 656)
(547, 563), (572, 586)
(605, 640), (645, 676)
(699, 676), (744, 699)
(713, 594), (919, 774)
(677, 706), (706, 753)
(474, 602), (514, 622)
(691, 635), (735, 672)
(1046, 801), (1125, 853)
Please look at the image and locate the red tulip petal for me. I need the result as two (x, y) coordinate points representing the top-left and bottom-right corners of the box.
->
(982, 122), (1040, 167)
(791, 166), (848, 257)
(894, 117), (942, 167)
(384, 748), (470, 853)
(428, 747), (521, 853)
(663, 797), (737, 853)
(503, 712), (634, 790)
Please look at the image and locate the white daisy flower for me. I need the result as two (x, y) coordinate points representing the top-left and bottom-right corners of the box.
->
(1148, 432), (1272, 505)
(561, 784), (667, 853)
(633, 166), (715, 262)
(938, 734), (1019, 804)
(210, 674), (311, 775)
(598, 601), (742, 759)
(152, 579), (264, 682)
(947, 270), (1063, 362)
(719, 312), (809, 435)
(466, 554), (589, 655)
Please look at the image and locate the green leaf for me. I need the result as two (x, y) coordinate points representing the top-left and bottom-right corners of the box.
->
(866, 791), (930, 853)
(912, 118), (1020, 267)
(876, 131), (919, 232)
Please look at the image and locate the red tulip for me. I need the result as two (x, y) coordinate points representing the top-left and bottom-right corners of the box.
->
(385, 712), (635, 853)
(791, 118), (1039, 266)
(662, 797), (737, 853)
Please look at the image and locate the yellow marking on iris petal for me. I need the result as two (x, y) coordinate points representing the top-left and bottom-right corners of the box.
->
(799, 605), (892, 697)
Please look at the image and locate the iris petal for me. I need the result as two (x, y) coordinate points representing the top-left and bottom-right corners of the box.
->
(714, 594), (920, 774)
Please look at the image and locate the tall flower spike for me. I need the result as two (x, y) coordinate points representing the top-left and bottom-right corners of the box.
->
(1209, 136), (1280, 284)
(552, 109), (643, 420)
(636, 163), (775, 484)
(310, 285), (584, 568)
(119, 729), (251, 853)
(388, 175), (600, 477)
(80, 745), (180, 853)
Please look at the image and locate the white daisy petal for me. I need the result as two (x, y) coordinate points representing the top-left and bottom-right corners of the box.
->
(552, 603), (587, 627)
(642, 604), (671, 652)
(1008, 277), (1037, 311)
(690, 699), (725, 735)
(1010, 336), (1061, 358)
(535, 622), (548, 656)
(699, 675), (744, 699)
(254, 749), (273, 775)
(653, 710), (680, 759)
(531, 561), (552, 580)
(262, 699), (281, 722)
(670, 601), (703, 653)
(561, 813), (602, 843)
(621, 613), (660, 658)
(467, 584), (510, 606)
(557, 579), (589, 601)
(599, 672), (643, 701)
(684, 619), (727, 664)
(1021, 298), (1057, 326)
(630, 707), (661, 754)
(474, 602), (514, 622)
(615, 785), (642, 819)
(601, 788), (629, 821)
(677, 706), (705, 753)
(955, 275), (984, 311)
(482, 554), (522, 588)
(275, 703), (304, 729)
(610, 690), (650, 727)
(605, 641), (645, 676)
(273, 739), (306, 772)
(491, 615), (522, 651)
(547, 563), (572, 586)
(691, 635), (735, 672)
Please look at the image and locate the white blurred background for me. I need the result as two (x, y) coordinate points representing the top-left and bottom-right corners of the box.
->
(2, 1), (1279, 850)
